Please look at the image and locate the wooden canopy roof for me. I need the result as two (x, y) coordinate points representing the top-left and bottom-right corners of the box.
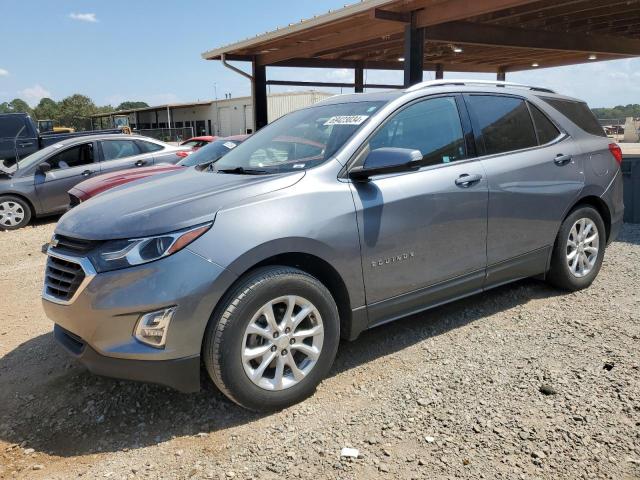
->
(202, 0), (640, 73)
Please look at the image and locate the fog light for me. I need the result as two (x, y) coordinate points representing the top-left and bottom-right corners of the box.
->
(134, 307), (176, 348)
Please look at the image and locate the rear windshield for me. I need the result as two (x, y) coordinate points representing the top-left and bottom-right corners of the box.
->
(539, 97), (605, 137)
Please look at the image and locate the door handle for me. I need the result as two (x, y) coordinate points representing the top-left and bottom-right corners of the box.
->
(455, 173), (483, 188)
(135, 160), (147, 167)
(82, 170), (93, 177)
(18, 142), (34, 147)
(554, 154), (572, 166)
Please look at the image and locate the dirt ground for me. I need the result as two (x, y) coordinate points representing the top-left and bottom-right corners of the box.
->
(0, 220), (639, 480)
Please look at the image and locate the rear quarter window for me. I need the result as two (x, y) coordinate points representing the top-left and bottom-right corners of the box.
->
(539, 97), (605, 137)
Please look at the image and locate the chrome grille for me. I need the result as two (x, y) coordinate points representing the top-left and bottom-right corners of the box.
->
(53, 234), (102, 255)
(44, 256), (86, 302)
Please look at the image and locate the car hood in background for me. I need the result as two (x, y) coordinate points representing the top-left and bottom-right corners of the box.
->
(56, 168), (305, 240)
(70, 164), (184, 199)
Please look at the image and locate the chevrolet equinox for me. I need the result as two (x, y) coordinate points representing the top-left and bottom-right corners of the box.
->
(42, 80), (624, 411)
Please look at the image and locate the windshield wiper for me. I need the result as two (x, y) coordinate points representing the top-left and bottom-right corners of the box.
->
(216, 167), (270, 175)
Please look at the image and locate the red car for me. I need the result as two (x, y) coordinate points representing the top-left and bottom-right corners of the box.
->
(179, 136), (217, 151)
(68, 135), (248, 206)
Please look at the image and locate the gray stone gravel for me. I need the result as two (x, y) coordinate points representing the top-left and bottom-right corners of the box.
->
(0, 221), (639, 479)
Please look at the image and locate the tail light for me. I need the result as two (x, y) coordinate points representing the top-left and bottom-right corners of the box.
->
(608, 143), (623, 166)
(175, 151), (190, 159)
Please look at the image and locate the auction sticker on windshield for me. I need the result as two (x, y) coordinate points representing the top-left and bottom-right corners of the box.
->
(324, 115), (369, 126)
(223, 142), (237, 149)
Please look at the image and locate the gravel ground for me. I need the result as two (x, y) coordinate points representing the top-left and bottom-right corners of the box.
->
(0, 220), (639, 480)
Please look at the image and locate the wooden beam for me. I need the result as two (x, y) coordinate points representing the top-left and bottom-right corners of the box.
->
(423, 21), (640, 55)
(266, 80), (403, 89)
(372, 8), (411, 23)
(270, 58), (404, 70)
(257, 0), (539, 66)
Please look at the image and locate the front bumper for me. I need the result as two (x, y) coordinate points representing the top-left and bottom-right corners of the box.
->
(43, 247), (237, 391)
(55, 325), (200, 392)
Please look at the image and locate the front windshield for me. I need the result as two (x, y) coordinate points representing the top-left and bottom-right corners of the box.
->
(178, 139), (242, 167)
(215, 101), (385, 173)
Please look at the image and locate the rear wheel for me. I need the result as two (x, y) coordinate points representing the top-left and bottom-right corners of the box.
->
(203, 266), (340, 411)
(0, 195), (31, 230)
(547, 206), (606, 291)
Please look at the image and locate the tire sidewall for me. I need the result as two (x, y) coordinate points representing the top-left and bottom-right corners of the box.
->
(211, 269), (340, 411)
(0, 195), (31, 230)
(552, 206), (606, 290)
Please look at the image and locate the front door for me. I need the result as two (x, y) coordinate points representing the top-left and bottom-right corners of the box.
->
(349, 96), (488, 325)
(463, 94), (583, 282)
(0, 116), (38, 166)
(34, 142), (99, 213)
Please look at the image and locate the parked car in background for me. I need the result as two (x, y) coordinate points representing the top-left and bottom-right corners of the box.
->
(68, 135), (249, 206)
(180, 136), (217, 150)
(0, 113), (126, 168)
(0, 134), (190, 229)
(43, 80), (622, 411)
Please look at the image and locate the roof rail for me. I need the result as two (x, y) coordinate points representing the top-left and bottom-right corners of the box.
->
(405, 79), (556, 94)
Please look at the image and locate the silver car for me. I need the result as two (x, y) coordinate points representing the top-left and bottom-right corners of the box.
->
(42, 81), (624, 411)
(0, 134), (189, 229)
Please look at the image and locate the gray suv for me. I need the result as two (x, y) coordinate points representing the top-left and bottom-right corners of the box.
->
(42, 81), (624, 411)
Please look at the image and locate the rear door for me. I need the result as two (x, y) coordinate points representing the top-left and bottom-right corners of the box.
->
(464, 94), (583, 284)
(34, 142), (99, 213)
(0, 116), (38, 166)
(98, 139), (155, 173)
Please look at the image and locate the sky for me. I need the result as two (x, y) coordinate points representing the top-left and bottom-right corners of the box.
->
(1, 0), (639, 109)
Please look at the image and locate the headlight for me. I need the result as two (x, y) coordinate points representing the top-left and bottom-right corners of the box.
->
(88, 223), (212, 273)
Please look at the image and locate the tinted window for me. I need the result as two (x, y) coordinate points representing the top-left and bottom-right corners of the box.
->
(539, 97), (605, 137)
(529, 103), (561, 145)
(466, 95), (537, 155)
(0, 116), (28, 138)
(101, 140), (141, 160)
(48, 143), (94, 170)
(136, 140), (164, 153)
(179, 139), (242, 167)
(368, 97), (467, 166)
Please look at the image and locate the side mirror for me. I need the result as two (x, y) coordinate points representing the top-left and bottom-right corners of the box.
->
(37, 162), (52, 174)
(349, 147), (423, 181)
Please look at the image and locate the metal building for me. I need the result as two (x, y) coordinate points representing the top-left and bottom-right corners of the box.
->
(91, 91), (334, 138)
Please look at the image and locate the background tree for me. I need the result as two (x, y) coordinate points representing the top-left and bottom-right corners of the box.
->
(33, 98), (59, 120)
(0, 98), (33, 116)
(57, 94), (97, 131)
(116, 101), (149, 111)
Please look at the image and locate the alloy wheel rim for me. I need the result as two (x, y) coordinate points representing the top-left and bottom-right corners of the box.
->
(566, 218), (599, 278)
(241, 295), (324, 391)
(0, 201), (25, 227)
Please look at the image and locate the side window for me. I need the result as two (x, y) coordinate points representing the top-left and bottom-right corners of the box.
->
(48, 143), (94, 170)
(101, 140), (141, 161)
(529, 103), (561, 145)
(466, 95), (538, 155)
(368, 97), (467, 167)
(136, 140), (164, 153)
(0, 116), (28, 138)
(539, 97), (605, 137)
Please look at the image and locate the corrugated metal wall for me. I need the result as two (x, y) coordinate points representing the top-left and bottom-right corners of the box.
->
(267, 92), (334, 122)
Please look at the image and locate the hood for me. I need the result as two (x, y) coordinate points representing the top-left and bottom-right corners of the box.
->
(70, 164), (183, 198)
(56, 168), (305, 240)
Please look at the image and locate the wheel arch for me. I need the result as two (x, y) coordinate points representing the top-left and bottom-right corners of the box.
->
(0, 192), (37, 219)
(569, 195), (612, 242)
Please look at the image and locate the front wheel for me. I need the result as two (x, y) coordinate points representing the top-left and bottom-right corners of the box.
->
(0, 195), (32, 230)
(203, 266), (340, 411)
(547, 206), (606, 291)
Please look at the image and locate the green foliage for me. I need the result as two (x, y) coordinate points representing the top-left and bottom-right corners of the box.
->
(0, 98), (33, 116)
(116, 101), (149, 111)
(33, 98), (59, 121)
(591, 104), (640, 120)
(1, 95), (147, 131)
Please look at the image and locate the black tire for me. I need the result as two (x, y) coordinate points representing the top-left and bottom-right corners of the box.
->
(203, 266), (340, 411)
(547, 205), (606, 291)
(0, 195), (32, 230)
